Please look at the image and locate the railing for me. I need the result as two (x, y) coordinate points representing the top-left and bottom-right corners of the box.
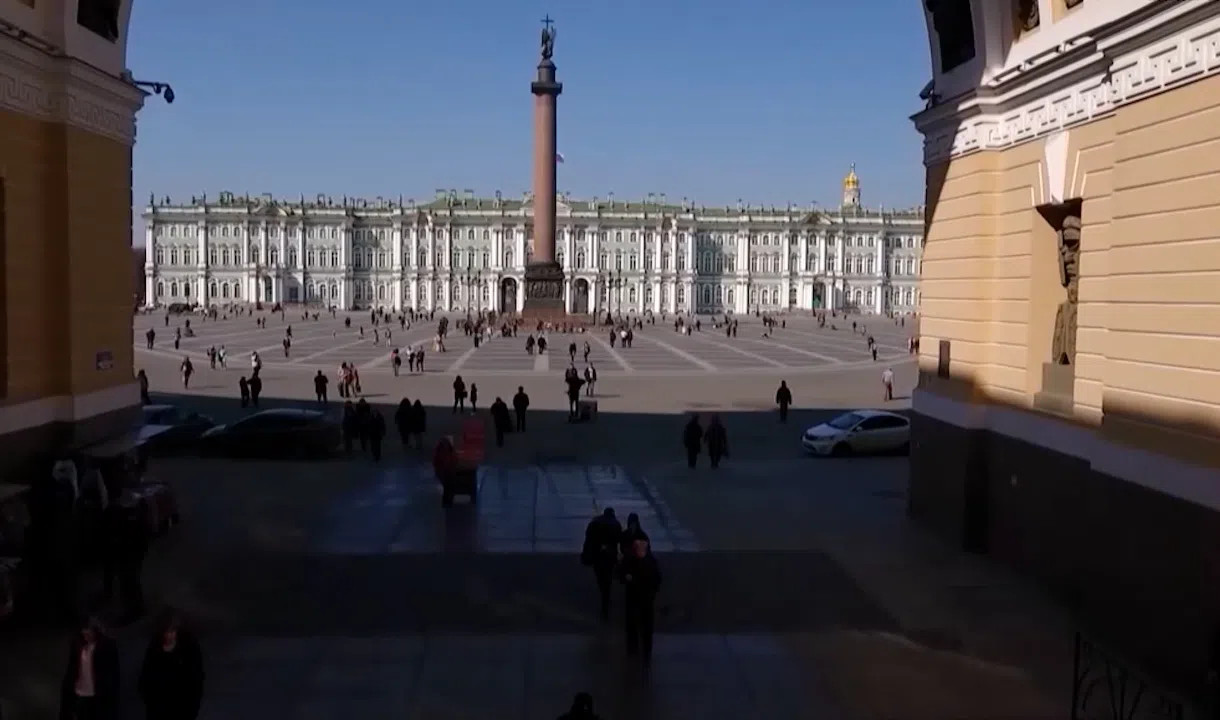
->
(1071, 631), (1195, 720)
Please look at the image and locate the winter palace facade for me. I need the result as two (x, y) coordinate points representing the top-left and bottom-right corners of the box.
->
(142, 168), (924, 316)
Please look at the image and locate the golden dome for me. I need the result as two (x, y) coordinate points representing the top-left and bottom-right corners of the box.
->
(843, 164), (860, 190)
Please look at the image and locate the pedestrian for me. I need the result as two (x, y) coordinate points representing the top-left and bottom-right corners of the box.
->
(452, 376), (467, 413)
(683, 414), (703, 469)
(342, 402), (357, 456)
(248, 373), (262, 407)
(775, 380), (793, 423)
(490, 397), (510, 447)
(512, 386), (530, 431)
(137, 369), (151, 405)
(411, 399), (427, 449)
(581, 508), (622, 622)
(620, 512), (649, 556)
(394, 398), (412, 448)
(313, 370), (328, 404)
(705, 414), (728, 468)
(565, 372), (584, 421)
(882, 367), (894, 401)
(469, 383), (479, 413)
(620, 538), (661, 667)
(238, 377), (249, 408)
(180, 357), (193, 389)
(100, 495), (148, 623)
(138, 611), (204, 720)
(368, 409), (385, 462)
(59, 619), (120, 720)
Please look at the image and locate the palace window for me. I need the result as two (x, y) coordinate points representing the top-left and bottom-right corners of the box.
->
(156, 282), (164, 297)
(629, 232), (637, 243)
(867, 257), (875, 274)
(600, 253), (608, 268)
(576, 251), (585, 269)
(906, 258), (915, 274)
(629, 287), (637, 304)
(629, 254), (638, 271)
(170, 281), (178, 297)
(159, 248), (167, 265)
(221, 283), (229, 299)
(615, 253), (623, 271)
(378, 230), (386, 242)
(599, 232), (607, 242)
(482, 229), (490, 241)
(209, 249), (218, 265)
(269, 247), (279, 265)
(251, 247), (260, 264)
(557, 252), (565, 267)
(677, 255), (685, 271)
(504, 251), (514, 267)
(182, 282), (191, 298)
(482, 251), (490, 268)
(234, 283), (241, 299)
(329, 249), (337, 266)
(419, 249), (428, 266)
(866, 289), (874, 305)
(676, 286), (685, 303)
(452, 250), (461, 268)
(615, 232), (622, 242)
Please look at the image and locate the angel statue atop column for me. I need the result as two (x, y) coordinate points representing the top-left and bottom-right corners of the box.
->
(541, 20), (556, 60)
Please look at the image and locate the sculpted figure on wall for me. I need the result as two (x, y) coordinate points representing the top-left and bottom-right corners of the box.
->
(925, 0), (977, 73)
(1051, 214), (1081, 366)
(1016, 0), (1040, 32)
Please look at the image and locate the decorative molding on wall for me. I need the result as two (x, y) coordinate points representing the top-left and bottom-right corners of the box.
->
(0, 32), (143, 145)
(916, 4), (1220, 166)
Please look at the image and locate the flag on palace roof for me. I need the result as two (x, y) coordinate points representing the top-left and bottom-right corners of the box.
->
(556, 152), (565, 163)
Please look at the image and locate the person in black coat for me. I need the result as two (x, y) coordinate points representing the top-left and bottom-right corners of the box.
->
(139, 612), (204, 720)
(581, 508), (622, 622)
(775, 380), (793, 423)
(512, 387), (530, 432)
(394, 398), (412, 448)
(60, 620), (120, 720)
(620, 538), (662, 666)
(620, 513), (649, 557)
(411, 399), (427, 449)
(490, 397), (511, 447)
(682, 415), (703, 469)
(705, 414), (729, 468)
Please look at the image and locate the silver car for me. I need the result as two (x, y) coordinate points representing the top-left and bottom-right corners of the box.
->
(801, 409), (910, 457)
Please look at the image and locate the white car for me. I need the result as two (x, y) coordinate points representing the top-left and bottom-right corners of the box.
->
(801, 409), (910, 457)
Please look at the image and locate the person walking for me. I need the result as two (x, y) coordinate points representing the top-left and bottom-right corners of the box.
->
(705, 414), (729, 468)
(59, 619), (120, 720)
(394, 398), (412, 449)
(620, 538), (662, 668)
(683, 414), (703, 469)
(313, 370), (328, 404)
(137, 369), (151, 405)
(882, 367), (894, 401)
(138, 612), (204, 720)
(490, 397), (510, 448)
(411, 399), (427, 449)
(452, 376), (467, 413)
(512, 386), (530, 432)
(775, 380), (793, 423)
(469, 383), (479, 414)
(581, 508), (622, 622)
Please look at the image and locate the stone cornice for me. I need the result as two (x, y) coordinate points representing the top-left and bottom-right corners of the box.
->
(0, 31), (144, 145)
(914, 0), (1220, 165)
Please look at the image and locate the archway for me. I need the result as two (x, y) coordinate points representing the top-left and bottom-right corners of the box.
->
(572, 278), (590, 314)
(500, 278), (518, 313)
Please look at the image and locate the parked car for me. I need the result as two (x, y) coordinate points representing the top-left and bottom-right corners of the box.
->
(198, 409), (342, 459)
(801, 409), (910, 457)
(141, 404), (216, 453)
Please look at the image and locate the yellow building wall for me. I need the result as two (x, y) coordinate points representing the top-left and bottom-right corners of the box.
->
(0, 107), (136, 406)
(1, 107), (63, 402)
(919, 72), (1220, 468)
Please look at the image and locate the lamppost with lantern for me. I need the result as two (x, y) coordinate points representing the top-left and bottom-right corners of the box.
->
(461, 269), (483, 314)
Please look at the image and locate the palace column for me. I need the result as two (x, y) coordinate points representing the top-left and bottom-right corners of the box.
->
(524, 26), (565, 317)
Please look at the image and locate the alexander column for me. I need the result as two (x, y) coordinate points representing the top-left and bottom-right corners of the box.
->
(523, 16), (566, 318)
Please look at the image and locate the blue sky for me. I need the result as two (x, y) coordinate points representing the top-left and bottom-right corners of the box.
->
(129, 0), (931, 242)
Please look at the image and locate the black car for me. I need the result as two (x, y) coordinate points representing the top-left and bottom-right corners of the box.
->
(198, 409), (342, 459)
(141, 404), (217, 453)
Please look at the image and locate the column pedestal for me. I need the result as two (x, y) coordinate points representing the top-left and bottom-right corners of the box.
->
(523, 260), (566, 321)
